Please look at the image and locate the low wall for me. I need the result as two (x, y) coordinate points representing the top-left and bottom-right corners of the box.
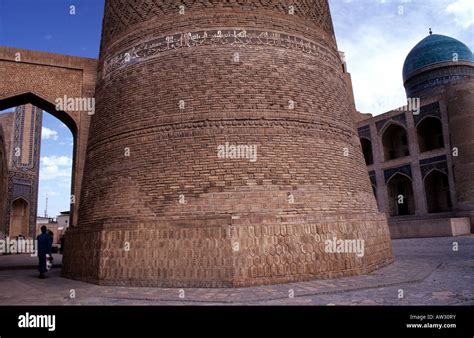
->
(389, 217), (471, 239)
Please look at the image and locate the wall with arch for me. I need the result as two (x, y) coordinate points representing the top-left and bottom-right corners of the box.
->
(356, 83), (472, 237)
(0, 46), (98, 233)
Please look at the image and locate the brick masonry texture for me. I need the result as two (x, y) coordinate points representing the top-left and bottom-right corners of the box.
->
(62, 0), (394, 287)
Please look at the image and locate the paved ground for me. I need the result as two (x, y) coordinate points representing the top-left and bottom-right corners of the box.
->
(0, 236), (472, 305)
(0, 253), (62, 270)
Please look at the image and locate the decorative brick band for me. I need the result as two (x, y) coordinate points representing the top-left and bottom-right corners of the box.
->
(103, 29), (340, 77)
(87, 118), (356, 153)
(62, 212), (393, 287)
(101, 0), (335, 47)
(405, 65), (474, 97)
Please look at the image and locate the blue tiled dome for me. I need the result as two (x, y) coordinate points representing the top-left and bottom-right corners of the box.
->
(402, 34), (474, 82)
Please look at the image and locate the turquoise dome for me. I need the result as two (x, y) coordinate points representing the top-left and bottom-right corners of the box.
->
(402, 34), (474, 82)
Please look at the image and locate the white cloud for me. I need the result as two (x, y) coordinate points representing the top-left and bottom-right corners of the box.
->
(446, 0), (474, 29)
(42, 127), (59, 141)
(40, 156), (72, 180)
(40, 189), (58, 197)
(41, 155), (72, 167)
(337, 26), (413, 115)
(39, 165), (71, 180)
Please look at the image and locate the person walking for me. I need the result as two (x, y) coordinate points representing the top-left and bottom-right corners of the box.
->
(37, 226), (52, 279)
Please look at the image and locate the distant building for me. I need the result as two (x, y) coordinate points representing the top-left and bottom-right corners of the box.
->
(36, 211), (69, 244)
(356, 33), (474, 238)
(36, 216), (54, 225)
(57, 211), (70, 230)
(35, 216), (56, 242)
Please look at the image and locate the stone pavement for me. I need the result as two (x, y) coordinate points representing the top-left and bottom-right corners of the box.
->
(0, 236), (472, 305)
(0, 254), (62, 270)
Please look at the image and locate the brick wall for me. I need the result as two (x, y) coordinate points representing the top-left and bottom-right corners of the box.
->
(63, 0), (394, 287)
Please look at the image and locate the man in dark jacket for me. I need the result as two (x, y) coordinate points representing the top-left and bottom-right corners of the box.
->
(37, 226), (52, 279)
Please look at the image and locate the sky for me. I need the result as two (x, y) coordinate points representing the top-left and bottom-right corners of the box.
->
(0, 0), (472, 216)
(330, 0), (473, 114)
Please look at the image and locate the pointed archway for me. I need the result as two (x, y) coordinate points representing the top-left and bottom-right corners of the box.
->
(360, 138), (374, 165)
(382, 123), (409, 161)
(417, 117), (444, 152)
(424, 170), (452, 213)
(9, 198), (30, 237)
(387, 173), (415, 216)
(0, 96), (78, 237)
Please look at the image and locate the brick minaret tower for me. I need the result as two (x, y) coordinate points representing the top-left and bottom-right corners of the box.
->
(63, 0), (393, 287)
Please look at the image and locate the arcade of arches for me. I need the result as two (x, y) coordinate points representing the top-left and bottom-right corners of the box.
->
(359, 115), (454, 219)
(417, 117), (444, 153)
(387, 174), (415, 217)
(425, 170), (452, 213)
(357, 87), (473, 238)
(361, 138), (374, 165)
(382, 124), (410, 161)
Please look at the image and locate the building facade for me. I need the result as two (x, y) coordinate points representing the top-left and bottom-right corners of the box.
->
(0, 104), (42, 239)
(57, 211), (70, 230)
(36, 211), (70, 245)
(356, 33), (474, 238)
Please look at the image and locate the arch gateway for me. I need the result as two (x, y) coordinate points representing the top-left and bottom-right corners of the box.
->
(0, 46), (97, 236)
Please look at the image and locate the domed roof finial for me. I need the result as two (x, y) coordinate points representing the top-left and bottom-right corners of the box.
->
(429, 28), (432, 35)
